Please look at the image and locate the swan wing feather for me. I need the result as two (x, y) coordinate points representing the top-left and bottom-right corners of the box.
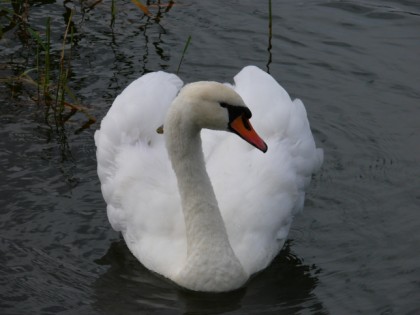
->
(95, 72), (186, 277)
(95, 66), (323, 280)
(203, 66), (323, 274)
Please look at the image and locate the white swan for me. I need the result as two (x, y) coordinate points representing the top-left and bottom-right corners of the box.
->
(95, 66), (323, 292)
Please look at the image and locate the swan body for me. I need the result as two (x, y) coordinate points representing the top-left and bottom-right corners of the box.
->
(95, 66), (323, 292)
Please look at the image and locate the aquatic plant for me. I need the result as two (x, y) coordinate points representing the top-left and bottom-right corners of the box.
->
(110, 0), (116, 27)
(177, 35), (192, 75)
(0, 1), (95, 129)
(26, 15), (95, 128)
(266, 0), (273, 73)
(131, 0), (152, 17)
(0, 0), (180, 130)
(0, 0), (29, 39)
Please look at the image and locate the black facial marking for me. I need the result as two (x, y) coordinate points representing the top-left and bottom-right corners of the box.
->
(220, 102), (252, 123)
(242, 116), (252, 131)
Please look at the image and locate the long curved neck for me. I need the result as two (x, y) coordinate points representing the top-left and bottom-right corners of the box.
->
(165, 118), (231, 255)
(164, 99), (247, 291)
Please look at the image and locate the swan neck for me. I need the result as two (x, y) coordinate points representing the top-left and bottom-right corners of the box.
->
(166, 126), (229, 252)
(163, 97), (247, 291)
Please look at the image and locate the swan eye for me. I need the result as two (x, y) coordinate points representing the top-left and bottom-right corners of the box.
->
(220, 102), (252, 123)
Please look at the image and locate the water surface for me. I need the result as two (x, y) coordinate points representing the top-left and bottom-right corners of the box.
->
(1, 1), (419, 314)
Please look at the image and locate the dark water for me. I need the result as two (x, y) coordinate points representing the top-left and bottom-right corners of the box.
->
(1, 1), (419, 314)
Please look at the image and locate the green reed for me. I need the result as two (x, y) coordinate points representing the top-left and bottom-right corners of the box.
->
(177, 35), (192, 75)
(56, 10), (74, 113)
(111, 0), (116, 27)
(266, 0), (273, 73)
(24, 14), (94, 127)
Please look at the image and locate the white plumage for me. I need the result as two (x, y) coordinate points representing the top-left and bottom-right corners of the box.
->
(95, 65), (323, 291)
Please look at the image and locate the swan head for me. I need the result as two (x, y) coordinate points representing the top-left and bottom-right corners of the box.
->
(166, 81), (267, 153)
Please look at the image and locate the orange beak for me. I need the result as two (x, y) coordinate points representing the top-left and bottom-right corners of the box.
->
(229, 114), (268, 153)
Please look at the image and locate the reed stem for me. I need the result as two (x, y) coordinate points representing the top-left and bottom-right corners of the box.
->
(266, 0), (273, 73)
(176, 35), (192, 75)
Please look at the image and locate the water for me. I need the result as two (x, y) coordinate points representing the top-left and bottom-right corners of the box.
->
(1, 0), (419, 314)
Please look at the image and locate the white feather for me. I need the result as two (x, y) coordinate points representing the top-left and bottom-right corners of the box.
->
(95, 66), (323, 290)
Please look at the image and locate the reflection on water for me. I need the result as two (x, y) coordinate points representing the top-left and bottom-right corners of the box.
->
(93, 240), (324, 314)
